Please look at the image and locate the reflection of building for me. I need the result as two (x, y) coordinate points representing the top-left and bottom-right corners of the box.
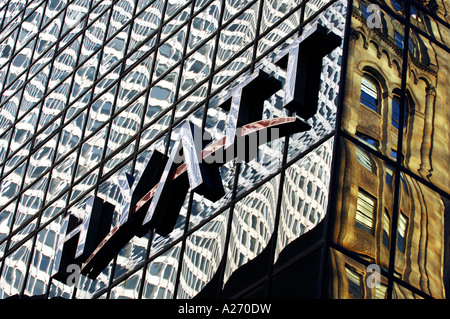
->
(342, 0), (449, 190)
(330, 0), (450, 299)
(0, 0), (447, 300)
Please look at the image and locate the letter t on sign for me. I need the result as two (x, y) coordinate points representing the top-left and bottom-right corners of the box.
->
(217, 69), (282, 150)
(274, 23), (341, 119)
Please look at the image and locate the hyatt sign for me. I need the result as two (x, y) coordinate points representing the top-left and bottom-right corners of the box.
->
(51, 24), (341, 283)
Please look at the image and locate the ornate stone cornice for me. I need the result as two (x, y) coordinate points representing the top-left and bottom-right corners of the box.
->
(352, 10), (438, 77)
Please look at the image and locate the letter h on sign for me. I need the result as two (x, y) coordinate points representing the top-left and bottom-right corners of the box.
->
(51, 196), (114, 282)
(52, 24), (341, 282)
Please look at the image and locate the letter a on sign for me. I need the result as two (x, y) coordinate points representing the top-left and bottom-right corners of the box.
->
(142, 121), (225, 235)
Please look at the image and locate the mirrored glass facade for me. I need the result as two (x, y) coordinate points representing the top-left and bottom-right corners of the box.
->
(330, 0), (450, 299)
(0, 0), (447, 300)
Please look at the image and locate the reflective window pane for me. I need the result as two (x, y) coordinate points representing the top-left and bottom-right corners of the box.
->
(142, 242), (181, 299)
(394, 173), (449, 299)
(224, 176), (280, 286)
(332, 137), (394, 270)
(177, 209), (229, 299)
(402, 31), (449, 194)
(328, 248), (389, 299)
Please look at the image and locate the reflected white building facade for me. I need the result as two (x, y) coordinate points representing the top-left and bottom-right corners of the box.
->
(0, 0), (347, 299)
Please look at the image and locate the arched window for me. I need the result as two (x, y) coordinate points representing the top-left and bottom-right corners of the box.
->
(394, 31), (404, 50)
(392, 89), (409, 129)
(360, 74), (380, 112)
(391, 95), (401, 129)
(355, 145), (374, 172)
(356, 131), (379, 150)
(391, 0), (403, 12)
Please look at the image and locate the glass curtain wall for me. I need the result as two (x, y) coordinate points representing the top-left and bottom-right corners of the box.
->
(328, 0), (449, 299)
(0, 0), (346, 299)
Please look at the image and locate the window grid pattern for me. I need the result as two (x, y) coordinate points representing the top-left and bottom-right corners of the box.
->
(0, 0), (345, 299)
(332, 0), (450, 300)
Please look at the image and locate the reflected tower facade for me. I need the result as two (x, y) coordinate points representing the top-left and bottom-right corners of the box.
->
(0, 0), (447, 300)
(329, 0), (450, 299)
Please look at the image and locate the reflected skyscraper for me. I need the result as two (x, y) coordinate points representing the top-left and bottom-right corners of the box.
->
(0, 0), (447, 300)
